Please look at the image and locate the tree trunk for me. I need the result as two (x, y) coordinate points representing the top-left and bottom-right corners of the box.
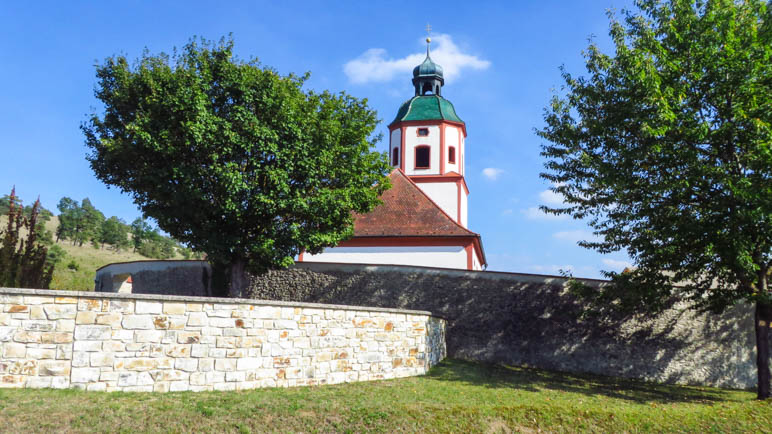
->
(227, 257), (247, 299)
(755, 300), (772, 399)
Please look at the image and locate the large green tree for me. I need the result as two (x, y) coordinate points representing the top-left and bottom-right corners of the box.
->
(83, 37), (390, 296)
(539, 0), (772, 398)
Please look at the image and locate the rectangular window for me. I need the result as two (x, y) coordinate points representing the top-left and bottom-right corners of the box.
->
(448, 147), (456, 164)
(392, 148), (399, 166)
(417, 128), (429, 137)
(415, 146), (430, 169)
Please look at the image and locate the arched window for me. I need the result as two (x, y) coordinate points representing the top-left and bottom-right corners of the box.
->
(392, 147), (399, 166)
(415, 146), (430, 169)
(448, 146), (456, 164)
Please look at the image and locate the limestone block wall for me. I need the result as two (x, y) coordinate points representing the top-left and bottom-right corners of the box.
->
(0, 287), (445, 392)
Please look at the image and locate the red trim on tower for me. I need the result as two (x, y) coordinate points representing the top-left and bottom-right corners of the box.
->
(440, 123), (446, 174)
(390, 119), (467, 138)
(298, 251), (305, 261)
(465, 244), (474, 270)
(409, 173), (461, 182)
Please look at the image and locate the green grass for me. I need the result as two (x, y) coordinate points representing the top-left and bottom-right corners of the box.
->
(0, 359), (770, 433)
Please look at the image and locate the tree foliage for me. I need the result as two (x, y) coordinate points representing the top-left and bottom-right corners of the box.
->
(0, 188), (55, 289)
(82, 37), (390, 295)
(539, 0), (771, 397)
(56, 197), (105, 246)
(99, 216), (130, 250)
(130, 217), (152, 252)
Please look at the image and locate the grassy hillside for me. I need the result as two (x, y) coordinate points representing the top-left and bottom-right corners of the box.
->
(45, 216), (186, 291)
(2, 215), (180, 291)
(0, 359), (769, 432)
(44, 218), (145, 291)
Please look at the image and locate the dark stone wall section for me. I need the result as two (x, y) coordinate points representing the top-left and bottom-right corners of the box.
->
(246, 263), (760, 389)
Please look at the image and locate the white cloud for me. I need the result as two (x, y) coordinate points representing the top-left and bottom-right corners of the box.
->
(343, 34), (490, 84)
(501, 209), (513, 216)
(602, 258), (634, 270)
(522, 207), (568, 221)
(481, 168), (504, 181)
(539, 189), (565, 206)
(552, 230), (599, 243)
(538, 182), (568, 207)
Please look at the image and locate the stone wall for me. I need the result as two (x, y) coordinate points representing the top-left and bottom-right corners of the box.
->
(95, 260), (767, 389)
(0, 287), (445, 391)
(245, 262), (762, 390)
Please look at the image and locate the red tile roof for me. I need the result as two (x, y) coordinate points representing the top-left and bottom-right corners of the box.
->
(352, 169), (479, 238)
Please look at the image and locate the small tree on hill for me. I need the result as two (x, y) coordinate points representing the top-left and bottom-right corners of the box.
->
(129, 217), (152, 253)
(539, 0), (772, 398)
(0, 188), (55, 289)
(99, 216), (130, 250)
(83, 37), (390, 296)
(56, 197), (80, 243)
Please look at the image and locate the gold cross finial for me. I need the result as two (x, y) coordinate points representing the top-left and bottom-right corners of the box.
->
(425, 24), (432, 44)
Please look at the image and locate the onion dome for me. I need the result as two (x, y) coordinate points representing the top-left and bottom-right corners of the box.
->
(391, 37), (463, 126)
(412, 38), (445, 96)
(413, 51), (444, 81)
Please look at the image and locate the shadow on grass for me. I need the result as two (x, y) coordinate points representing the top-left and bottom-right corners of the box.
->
(426, 358), (734, 404)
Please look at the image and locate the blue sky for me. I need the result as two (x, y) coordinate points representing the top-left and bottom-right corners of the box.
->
(0, 0), (637, 278)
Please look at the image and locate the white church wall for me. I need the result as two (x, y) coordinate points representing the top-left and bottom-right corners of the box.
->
(303, 245), (468, 270)
(472, 247), (482, 271)
(390, 128), (401, 167)
(460, 188), (468, 228)
(404, 126), (440, 176)
(415, 182), (459, 223)
(444, 126), (459, 174)
(460, 134), (465, 175)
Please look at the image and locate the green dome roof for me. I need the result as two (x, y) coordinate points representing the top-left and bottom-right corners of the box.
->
(390, 95), (464, 125)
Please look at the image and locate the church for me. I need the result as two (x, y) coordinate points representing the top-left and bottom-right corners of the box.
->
(299, 40), (486, 271)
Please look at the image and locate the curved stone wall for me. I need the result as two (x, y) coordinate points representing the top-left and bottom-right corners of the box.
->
(0, 287), (445, 392)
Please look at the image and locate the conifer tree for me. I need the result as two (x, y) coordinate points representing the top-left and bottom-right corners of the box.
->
(0, 188), (55, 289)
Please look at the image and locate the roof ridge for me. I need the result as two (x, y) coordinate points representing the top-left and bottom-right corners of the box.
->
(392, 169), (479, 236)
(404, 97), (417, 121)
(435, 95), (445, 119)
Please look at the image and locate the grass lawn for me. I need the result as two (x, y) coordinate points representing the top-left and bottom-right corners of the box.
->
(1, 359), (770, 433)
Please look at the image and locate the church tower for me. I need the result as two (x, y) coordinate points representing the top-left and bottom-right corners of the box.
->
(298, 36), (485, 271)
(388, 37), (469, 227)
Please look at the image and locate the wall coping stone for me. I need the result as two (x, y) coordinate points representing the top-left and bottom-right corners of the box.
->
(0, 287), (437, 317)
(291, 261), (610, 285)
(96, 259), (610, 286)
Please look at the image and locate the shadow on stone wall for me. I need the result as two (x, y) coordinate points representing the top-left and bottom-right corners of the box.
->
(247, 265), (760, 389)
